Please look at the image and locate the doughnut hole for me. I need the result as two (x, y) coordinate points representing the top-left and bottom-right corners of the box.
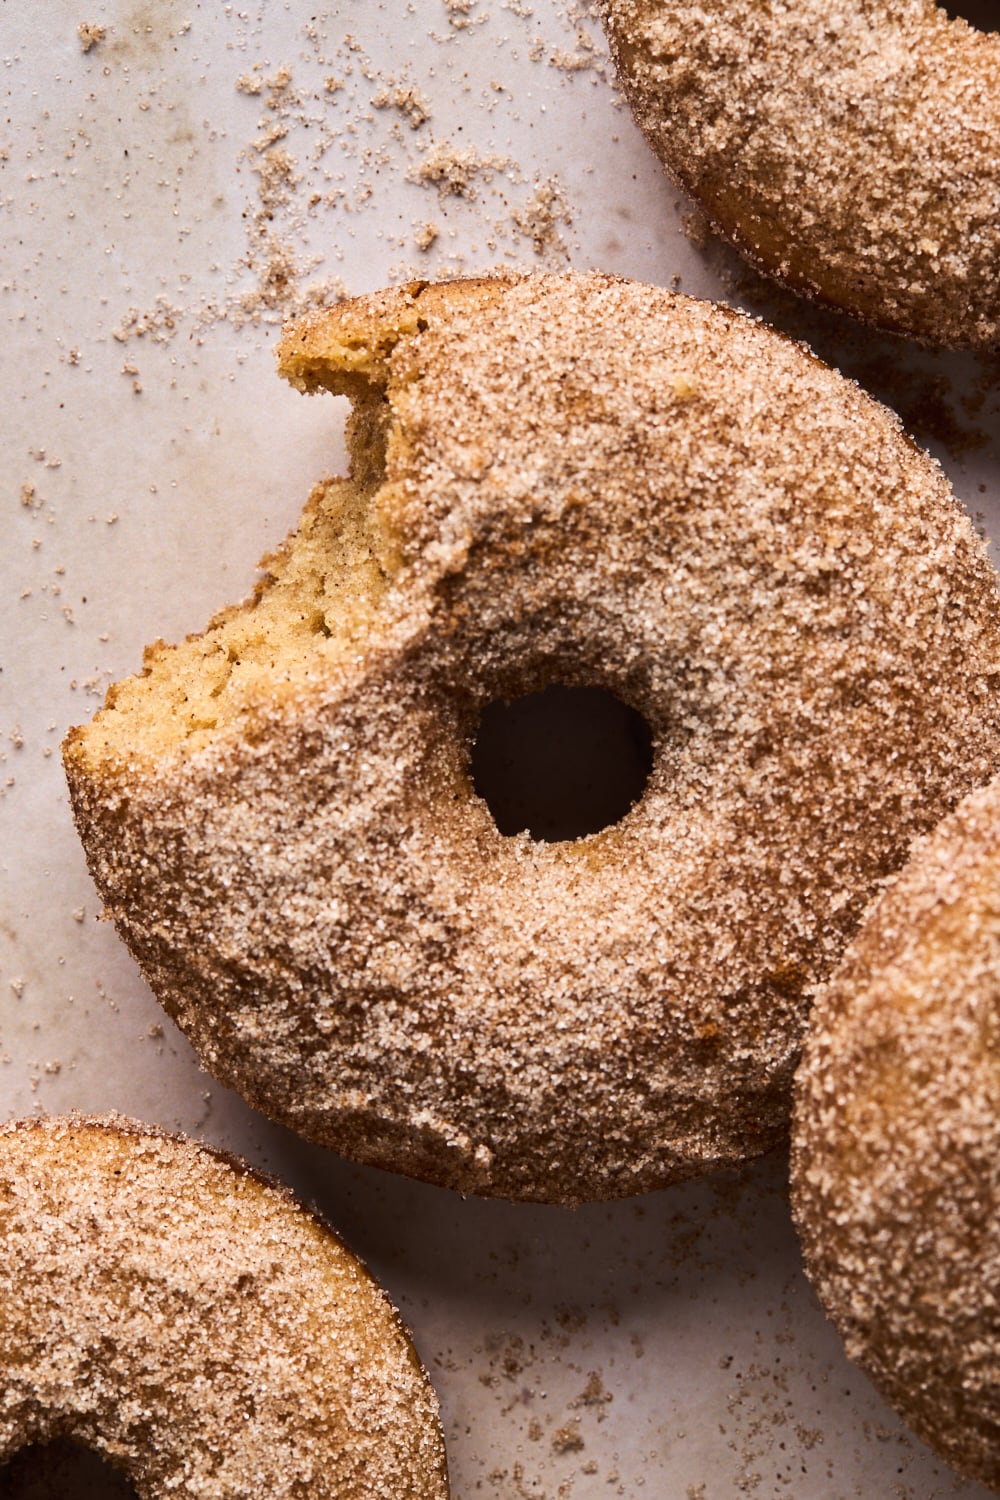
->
(940, 2), (999, 31)
(470, 683), (654, 841)
(0, 1440), (139, 1500)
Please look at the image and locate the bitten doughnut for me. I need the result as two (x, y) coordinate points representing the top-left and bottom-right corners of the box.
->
(63, 273), (1000, 1204)
(0, 1115), (448, 1499)
(599, 0), (1000, 348)
(792, 776), (1000, 1491)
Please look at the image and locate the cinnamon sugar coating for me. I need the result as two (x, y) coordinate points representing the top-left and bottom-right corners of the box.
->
(0, 1115), (448, 1499)
(64, 273), (1000, 1203)
(792, 777), (1000, 1491)
(600, 0), (1000, 349)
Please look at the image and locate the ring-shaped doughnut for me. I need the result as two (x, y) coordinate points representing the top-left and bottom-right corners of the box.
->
(792, 775), (1000, 1491)
(599, 0), (1000, 347)
(0, 1115), (448, 1499)
(63, 273), (1000, 1203)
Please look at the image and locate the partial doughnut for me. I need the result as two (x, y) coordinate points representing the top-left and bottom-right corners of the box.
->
(0, 1115), (448, 1499)
(599, 0), (1000, 348)
(792, 775), (1000, 1491)
(63, 272), (1000, 1204)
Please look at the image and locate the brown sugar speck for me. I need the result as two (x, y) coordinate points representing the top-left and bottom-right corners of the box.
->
(112, 300), (181, 346)
(681, 207), (713, 252)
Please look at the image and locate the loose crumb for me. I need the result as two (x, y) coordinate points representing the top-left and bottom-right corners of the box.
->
(414, 222), (440, 252)
(77, 21), (106, 53)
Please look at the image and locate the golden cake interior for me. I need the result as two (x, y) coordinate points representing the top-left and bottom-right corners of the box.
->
(63, 282), (475, 771)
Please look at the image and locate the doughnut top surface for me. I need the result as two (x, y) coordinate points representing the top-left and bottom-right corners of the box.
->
(0, 1115), (448, 1499)
(64, 273), (1000, 1203)
(792, 777), (1000, 1490)
(600, 0), (1000, 348)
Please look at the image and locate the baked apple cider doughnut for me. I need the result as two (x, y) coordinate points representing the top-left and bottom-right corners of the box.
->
(599, 0), (1000, 348)
(0, 1115), (448, 1498)
(792, 775), (1000, 1491)
(64, 273), (1000, 1204)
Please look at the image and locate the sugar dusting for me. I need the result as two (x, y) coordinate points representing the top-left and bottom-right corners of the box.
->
(0, 1115), (448, 1498)
(600, 0), (1000, 348)
(793, 775), (1000, 1492)
(88, 4), (606, 351)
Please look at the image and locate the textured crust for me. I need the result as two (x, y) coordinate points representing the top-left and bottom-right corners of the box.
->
(0, 1114), (448, 1499)
(64, 272), (1000, 1204)
(600, 0), (1000, 349)
(791, 778), (1000, 1491)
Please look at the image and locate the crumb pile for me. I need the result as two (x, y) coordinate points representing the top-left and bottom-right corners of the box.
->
(64, 273), (1000, 1204)
(600, 0), (1000, 347)
(792, 775), (1000, 1492)
(0, 1115), (448, 1499)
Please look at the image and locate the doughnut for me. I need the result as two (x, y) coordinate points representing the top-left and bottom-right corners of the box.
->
(791, 776), (1000, 1491)
(63, 272), (1000, 1204)
(0, 1114), (448, 1498)
(599, 0), (1000, 348)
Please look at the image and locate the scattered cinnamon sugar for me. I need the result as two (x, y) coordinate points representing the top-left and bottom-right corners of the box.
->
(67, 9), (611, 346)
(409, 138), (510, 199)
(373, 80), (432, 130)
(510, 176), (572, 258)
